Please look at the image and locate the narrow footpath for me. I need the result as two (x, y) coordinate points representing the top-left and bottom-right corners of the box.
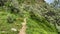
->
(19, 18), (27, 34)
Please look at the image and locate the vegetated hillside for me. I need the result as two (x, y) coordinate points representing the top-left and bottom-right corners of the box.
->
(0, 0), (59, 34)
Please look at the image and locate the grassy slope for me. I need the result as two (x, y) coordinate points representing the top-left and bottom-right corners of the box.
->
(0, 7), (58, 34)
(0, 0), (58, 34)
(0, 8), (22, 34)
(26, 17), (57, 34)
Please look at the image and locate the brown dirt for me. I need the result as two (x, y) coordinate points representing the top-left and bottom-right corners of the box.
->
(19, 18), (27, 34)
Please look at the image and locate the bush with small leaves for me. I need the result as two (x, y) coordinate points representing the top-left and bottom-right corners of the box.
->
(8, 5), (20, 14)
(7, 16), (16, 23)
(10, 7), (19, 14)
(0, 0), (7, 6)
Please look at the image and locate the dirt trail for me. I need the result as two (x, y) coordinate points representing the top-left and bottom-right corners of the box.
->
(19, 18), (27, 34)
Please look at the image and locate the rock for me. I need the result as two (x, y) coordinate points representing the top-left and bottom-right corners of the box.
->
(11, 28), (17, 31)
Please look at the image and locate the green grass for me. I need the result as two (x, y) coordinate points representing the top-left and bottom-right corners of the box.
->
(0, 9), (22, 34)
(26, 18), (57, 34)
(0, 8), (58, 34)
(0, 1), (58, 34)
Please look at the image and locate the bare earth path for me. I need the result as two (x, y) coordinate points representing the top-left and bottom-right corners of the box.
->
(19, 18), (27, 34)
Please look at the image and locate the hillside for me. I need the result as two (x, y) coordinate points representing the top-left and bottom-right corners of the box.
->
(0, 0), (59, 34)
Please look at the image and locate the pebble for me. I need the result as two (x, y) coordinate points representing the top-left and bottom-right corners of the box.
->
(11, 28), (17, 31)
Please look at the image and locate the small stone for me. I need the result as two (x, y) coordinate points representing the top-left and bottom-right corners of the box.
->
(11, 28), (17, 31)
